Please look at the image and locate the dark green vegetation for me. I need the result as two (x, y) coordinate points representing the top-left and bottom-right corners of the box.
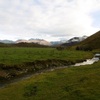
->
(0, 47), (93, 80)
(75, 31), (100, 51)
(0, 42), (48, 47)
(0, 61), (100, 100)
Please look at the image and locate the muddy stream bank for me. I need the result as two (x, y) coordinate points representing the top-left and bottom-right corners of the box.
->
(0, 57), (99, 88)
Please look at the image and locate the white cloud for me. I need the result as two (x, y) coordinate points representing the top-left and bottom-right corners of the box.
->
(0, 0), (100, 41)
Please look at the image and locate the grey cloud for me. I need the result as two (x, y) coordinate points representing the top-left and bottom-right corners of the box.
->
(0, 0), (100, 41)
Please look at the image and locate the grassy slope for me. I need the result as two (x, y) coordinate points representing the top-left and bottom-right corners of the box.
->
(76, 31), (100, 50)
(0, 61), (100, 100)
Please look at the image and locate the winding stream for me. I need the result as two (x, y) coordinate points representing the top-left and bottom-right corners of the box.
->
(74, 57), (99, 66)
(0, 57), (99, 89)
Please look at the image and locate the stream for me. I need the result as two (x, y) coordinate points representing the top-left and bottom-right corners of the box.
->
(74, 57), (99, 66)
(0, 57), (99, 89)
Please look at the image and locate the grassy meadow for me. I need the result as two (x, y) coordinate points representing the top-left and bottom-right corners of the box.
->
(0, 47), (93, 65)
(0, 47), (94, 80)
(0, 61), (100, 100)
(0, 47), (100, 100)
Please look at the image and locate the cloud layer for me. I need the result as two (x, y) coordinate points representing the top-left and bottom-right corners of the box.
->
(0, 0), (100, 41)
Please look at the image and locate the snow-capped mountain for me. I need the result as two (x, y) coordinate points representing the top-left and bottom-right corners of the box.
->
(67, 36), (87, 43)
(16, 39), (51, 46)
(16, 39), (28, 43)
(61, 36), (88, 47)
(0, 36), (87, 46)
(51, 36), (87, 46)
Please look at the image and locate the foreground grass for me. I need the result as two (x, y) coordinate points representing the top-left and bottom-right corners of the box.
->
(0, 61), (100, 100)
(0, 47), (93, 65)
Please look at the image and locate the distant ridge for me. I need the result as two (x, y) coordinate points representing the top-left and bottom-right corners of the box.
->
(76, 31), (100, 50)
(0, 39), (51, 46)
(0, 42), (49, 47)
(16, 39), (51, 46)
(0, 40), (14, 44)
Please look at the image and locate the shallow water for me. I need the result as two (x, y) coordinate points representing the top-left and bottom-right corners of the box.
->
(74, 57), (99, 66)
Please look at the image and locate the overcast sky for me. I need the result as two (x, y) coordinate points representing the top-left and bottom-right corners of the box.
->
(0, 0), (100, 41)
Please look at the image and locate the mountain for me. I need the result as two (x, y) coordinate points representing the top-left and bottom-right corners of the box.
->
(0, 40), (15, 44)
(51, 40), (67, 46)
(61, 36), (87, 47)
(0, 36), (88, 46)
(67, 36), (87, 43)
(16, 39), (28, 43)
(16, 39), (51, 46)
(75, 31), (100, 50)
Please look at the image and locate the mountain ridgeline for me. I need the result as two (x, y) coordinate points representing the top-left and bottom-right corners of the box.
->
(0, 39), (51, 47)
(75, 31), (100, 50)
(0, 31), (100, 49)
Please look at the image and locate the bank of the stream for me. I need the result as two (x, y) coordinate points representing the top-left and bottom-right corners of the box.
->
(0, 60), (100, 100)
(0, 59), (85, 81)
(0, 56), (99, 88)
(0, 48), (93, 81)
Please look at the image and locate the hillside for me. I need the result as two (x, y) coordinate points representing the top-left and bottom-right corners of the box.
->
(60, 36), (87, 47)
(75, 31), (100, 50)
(0, 42), (49, 48)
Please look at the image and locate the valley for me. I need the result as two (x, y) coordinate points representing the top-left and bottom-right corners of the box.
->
(0, 31), (100, 100)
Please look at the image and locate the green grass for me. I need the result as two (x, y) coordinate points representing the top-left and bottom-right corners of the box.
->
(0, 61), (100, 100)
(0, 47), (93, 80)
(0, 47), (93, 65)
